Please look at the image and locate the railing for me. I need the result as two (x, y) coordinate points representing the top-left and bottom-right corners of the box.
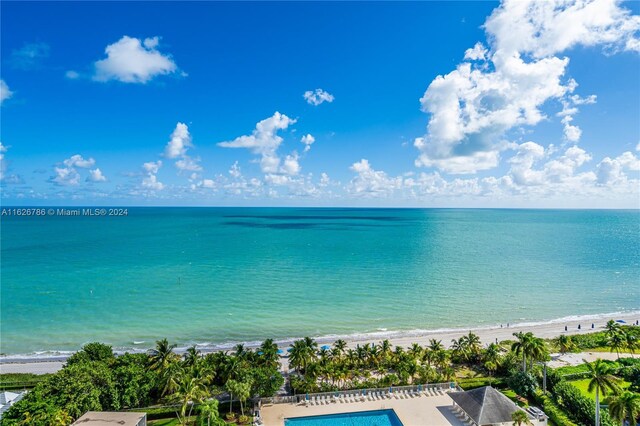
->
(258, 382), (460, 405)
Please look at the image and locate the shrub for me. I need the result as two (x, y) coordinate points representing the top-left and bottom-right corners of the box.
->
(552, 381), (615, 426)
(508, 371), (538, 398)
(531, 390), (577, 426)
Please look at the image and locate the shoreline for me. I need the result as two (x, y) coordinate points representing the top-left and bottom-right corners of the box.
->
(1, 310), (638, 375)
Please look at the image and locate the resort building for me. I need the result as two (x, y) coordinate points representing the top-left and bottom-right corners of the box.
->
(0, 391), (26, 420)
(448, 386), (547, 426)
(72, 411), (147, 426)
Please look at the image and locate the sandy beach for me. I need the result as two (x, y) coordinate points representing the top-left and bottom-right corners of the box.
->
(2, 312), (638, 375)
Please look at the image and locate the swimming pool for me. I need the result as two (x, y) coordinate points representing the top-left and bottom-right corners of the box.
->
(284, 409), (405, 426)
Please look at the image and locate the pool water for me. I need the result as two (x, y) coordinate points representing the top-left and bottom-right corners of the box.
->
(284, 409), (404, 426)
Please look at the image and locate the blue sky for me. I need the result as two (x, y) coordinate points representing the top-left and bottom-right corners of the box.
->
(1, 1), (639, 207)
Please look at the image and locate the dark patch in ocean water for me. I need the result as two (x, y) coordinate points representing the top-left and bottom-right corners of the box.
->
(222, 214), (406, 222)
(222, 221), (387, 230)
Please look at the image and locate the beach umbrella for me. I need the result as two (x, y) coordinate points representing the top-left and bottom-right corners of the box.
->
(321, 345), (330, 350)
(287, 348), (293, 353)
(257, 351), (263, 355)
(616, 319), (627, 324)
(277, 349), (284, 355)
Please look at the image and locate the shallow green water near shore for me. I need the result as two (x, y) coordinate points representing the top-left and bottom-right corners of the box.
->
(1, 208), (638, 356)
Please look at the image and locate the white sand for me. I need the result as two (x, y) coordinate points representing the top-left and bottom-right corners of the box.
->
(2, 312), (638, 375)
(342, 312), (640, 350)
(0, 361), (64, 375)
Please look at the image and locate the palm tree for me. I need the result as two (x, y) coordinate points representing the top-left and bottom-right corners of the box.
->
(428, 339), (444, 352)
(258, 339), (279, 369)
(527, 336), (548, 371)
(607, 390), (640, 426)
(184, 345), (200, 367)
(333, 339), (347, 356)
(609, 332), (627, 359)
(199, 399), (224, 426)
(289, 338), (316, 373)
(511, 332), (547, 372)
(585, 358), (620, 426)
(511, 332), (531, 372)
(511, 410), (531, 426)
(555, 335), (576, 354)
(167, 373), (209, 425)
(465, 332), (482, 360)
(409, 343), (423, 361)
(149, 338), (178, 371)
(624, 332), (638, 355)
(451, 337), (468, 362)
(606, 319), (622, 336)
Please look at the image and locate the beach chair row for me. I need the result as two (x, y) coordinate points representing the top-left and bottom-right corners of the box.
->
(302, 387), (448, 406)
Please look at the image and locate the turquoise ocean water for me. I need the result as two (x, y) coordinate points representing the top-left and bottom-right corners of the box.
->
(1, 208), (638, 357)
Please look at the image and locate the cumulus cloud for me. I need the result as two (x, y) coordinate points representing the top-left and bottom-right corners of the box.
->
(300, 134), (315, 152)
(63, 154), (95, 169)
(303, 88), (334, 106)
(281, 152), (301, 175)
(141, 160), (164, 190)
(87, 168), (107, 182)
(415, 0), (639, 174)
(218, 112), (296, 173)
(348, 159), (403, 196)
(164, 122), (201, 173)
(229, 161), (241, 178)
(50, 154), (101, 186)
(11, 42), (50, 69)
(484, 0), (640, 58)
(0, 143), (9, 181)
(1, 80), (13, 105)
(93, 36), (179, 83)
(596, 151), (640, 185)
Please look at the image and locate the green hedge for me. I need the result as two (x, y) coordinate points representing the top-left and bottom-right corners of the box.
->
(458, 377), (506, 390)
(552, 381), (614, 426)
(531, 390), (577, 426)
(0, 373), (51, 390)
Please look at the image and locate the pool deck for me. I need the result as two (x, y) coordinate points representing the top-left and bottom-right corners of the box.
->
(260, 392), (468, 426)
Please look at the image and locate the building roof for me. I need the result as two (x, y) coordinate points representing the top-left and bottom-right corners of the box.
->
(72, 411), (146, 425)
(448, 386), (525, 425)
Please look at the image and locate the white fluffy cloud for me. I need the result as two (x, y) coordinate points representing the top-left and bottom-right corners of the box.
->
(87, 168), (107, 182)
(348, 159), (403, 196)
(165, 122), (191, 158)
(485, 0), (640, 58)
(50, 154), (102, 186)
(0, 143), (8, 181)
(300, 134), (315, 152)
(141, 160), (164, 190)
(345, 142), (638, 205)
(63, 154), (95, 169)
(596, 151), (640, 184)
(93, 36), (179, 83)
(218, 112), (296, 173)
(1, 80), (13, 105)
(415, 0), (639, 174)
(164, 122), (201, 172)
(281, 152), (301, 176)
(303, 89), (334, 106)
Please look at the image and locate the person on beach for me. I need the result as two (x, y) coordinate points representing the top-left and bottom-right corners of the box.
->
(565, 325), (567, 331)
(592, 323), (594, 329)
(578, 324), (581, 330)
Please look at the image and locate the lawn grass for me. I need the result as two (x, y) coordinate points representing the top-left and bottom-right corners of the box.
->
(0, 373), (52, 390)
(568, 378), (631, 400)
